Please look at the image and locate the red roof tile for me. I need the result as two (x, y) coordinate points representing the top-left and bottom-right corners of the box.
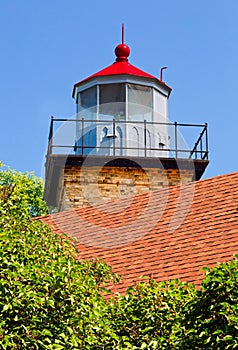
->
(40, 172), (238, 293)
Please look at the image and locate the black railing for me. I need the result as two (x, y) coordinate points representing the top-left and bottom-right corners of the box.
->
(46, 117), (208, 160)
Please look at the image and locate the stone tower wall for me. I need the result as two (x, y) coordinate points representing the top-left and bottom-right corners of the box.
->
(59, 165), (195, 211)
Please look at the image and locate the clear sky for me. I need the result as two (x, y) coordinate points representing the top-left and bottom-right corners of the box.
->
(0, 0), (237, 179)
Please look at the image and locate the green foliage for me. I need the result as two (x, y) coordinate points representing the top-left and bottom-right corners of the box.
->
(106, 260), (238, 349)
(0, 163), (48, 218)
(107, 279), (197, 349)
(181, 257), (238, 349)
(0, 164), (118, 349)
(0, 211), (118, 349)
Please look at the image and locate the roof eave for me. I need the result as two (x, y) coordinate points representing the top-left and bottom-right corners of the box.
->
(72, 74), (172, 99)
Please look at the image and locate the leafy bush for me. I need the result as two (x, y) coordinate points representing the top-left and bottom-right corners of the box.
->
(0, 163), (48, 218)
(180, 258), (238, 349)
(0, 164), (118, 349)
(107, 279), (197, 349)
(0, 212), (118, 349)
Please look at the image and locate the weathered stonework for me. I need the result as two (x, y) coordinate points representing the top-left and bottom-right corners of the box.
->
(59, 165), (195, 211)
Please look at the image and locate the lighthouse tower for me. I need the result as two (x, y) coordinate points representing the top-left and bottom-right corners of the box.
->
(44, 28), (209, 211)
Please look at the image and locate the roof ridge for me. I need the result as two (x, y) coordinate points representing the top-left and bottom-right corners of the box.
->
(195, 171), (238, 183)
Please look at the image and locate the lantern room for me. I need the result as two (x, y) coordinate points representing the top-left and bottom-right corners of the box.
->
(72, 39), (172, 157)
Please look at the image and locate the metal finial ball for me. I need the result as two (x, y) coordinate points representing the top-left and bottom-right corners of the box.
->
(115, 44), (130, 62)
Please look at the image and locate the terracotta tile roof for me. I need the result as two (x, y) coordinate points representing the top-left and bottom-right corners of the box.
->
(40, 172), (238, 293)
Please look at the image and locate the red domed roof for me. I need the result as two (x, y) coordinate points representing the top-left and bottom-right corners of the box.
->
(73, 42), (172, 96)
(78, 60), (158, 82)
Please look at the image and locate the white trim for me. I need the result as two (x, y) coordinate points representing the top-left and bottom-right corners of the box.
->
(73, 75), (170, 100)
(126, 83), (128, 121)
(96, 85), (99, 121)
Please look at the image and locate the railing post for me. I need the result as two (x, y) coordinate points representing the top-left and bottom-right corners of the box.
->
(81, 118), (84, 156)
(205, 123), (208, 160)
(49, 116), (54, 142)
(144, 120), (147, 157)
(174, 121), (178, 158)
(47, 116), (54, 155)
(113, 118), (116, 156)
(199, 133), (202, 159)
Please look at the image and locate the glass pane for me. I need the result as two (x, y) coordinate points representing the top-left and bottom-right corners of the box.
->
(78, 86), (97, 120)
(76, 86), (97, 155)
(99, 83), (126, 120)
(154, 89), (166, 122)
(128, 84), (152, 121)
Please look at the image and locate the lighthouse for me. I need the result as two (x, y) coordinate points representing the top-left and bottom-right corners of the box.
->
(44, 28), (209, 211)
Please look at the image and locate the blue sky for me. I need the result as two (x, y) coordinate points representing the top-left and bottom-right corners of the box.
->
(0, 0), (237, 179)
